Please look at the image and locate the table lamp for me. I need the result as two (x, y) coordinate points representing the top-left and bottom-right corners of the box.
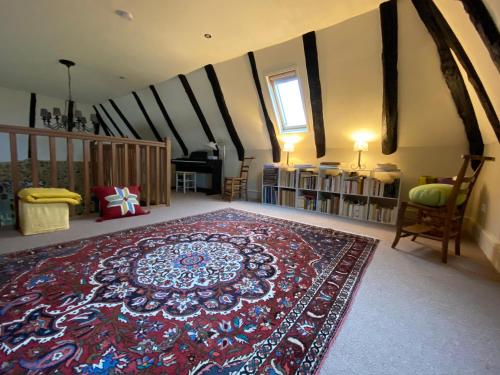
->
(283, 142), (295, 166)
(352, 140), (368, 169)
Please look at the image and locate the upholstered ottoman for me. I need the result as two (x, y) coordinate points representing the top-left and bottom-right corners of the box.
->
(19, 200), (69, 235)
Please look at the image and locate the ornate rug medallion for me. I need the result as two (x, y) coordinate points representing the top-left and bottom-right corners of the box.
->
(90, 233), (277, 319)
(0, 208), (378, 374)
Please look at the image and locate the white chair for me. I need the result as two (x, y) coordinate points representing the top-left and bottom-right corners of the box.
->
(176, 171), (197, 193)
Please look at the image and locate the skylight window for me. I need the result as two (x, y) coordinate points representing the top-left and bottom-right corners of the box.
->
(267, 69), (307, 133)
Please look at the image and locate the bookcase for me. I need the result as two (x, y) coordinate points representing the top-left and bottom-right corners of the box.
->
(262, 165), (402, 225)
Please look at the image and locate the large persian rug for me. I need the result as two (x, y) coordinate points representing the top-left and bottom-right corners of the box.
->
(0, 208), (378, 374)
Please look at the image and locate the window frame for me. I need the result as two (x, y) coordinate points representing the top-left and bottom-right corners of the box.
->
(266, 68), (308, 134)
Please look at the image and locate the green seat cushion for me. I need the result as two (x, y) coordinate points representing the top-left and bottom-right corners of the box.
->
(409, 183), (466, 207)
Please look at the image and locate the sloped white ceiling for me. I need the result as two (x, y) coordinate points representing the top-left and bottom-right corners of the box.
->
(318, 10), (383, 150)
(253, 35), (316, 152)
(397, 0), (468, 148)
(185, 68), (233, 149)
(435, 0), (500, 144)
(0, 0), (384, 103)
(214, 56), (272, 151)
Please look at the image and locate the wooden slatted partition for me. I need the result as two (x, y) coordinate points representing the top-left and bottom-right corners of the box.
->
(49, 136), (57, 187)
(165, 138), (171, 205)
(111, 142), (118, 186)
(83, 140), (91, 215)
(146, 146), (151, 207)
(123, 143), (129, 186)
(155, 146), (160, 205)
(67, 139), (75, 216)
(9, 133), (19, 228)
(135, 144), (141, 186)
(97, 141), (104, 186)
(30, 135), (39, 187)
(9, 133), (19, 196)
(0, 124), (172, 222)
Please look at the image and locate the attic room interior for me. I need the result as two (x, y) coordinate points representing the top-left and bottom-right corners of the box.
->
(0, 0), (499, 373)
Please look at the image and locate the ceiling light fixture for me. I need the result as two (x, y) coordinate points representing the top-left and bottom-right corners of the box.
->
(204, 33), (212, 39)
(115, 9), (133, 21)
(40, 60), (94, 132)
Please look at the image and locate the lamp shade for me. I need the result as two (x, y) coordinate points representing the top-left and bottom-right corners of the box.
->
(353, 140), (368, 152)
(206, 142), (218, 150)
(283, 142), (295, 152)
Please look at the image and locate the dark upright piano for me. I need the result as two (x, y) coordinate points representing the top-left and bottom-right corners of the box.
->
(171, 151), (223, 195)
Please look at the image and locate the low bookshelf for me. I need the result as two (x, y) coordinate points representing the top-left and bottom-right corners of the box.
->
(262, 164), (402, 225)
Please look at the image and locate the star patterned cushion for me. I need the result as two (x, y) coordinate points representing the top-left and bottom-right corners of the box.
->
(92, 185), (149, 221)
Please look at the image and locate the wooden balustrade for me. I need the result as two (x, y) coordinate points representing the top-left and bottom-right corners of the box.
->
(0, 124), (171, 220)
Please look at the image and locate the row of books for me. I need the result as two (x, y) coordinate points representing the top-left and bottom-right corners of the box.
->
(368, 203), (397, 224)
(262, 186), (278, 204)
(299, 171), (318, 190)
(280, 170), (296, 188)
(318, 195), (341, 215)
(297, 192), (317, 211)
(319, 174), (342, 192)
(370, 178), (400, 198)
(343, 176), (369, 195)
(341, 200), (368, 220)
(263, 167), (279, 186)
(280, 189), (296, 207)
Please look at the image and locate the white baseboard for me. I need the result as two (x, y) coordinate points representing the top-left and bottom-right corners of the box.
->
(466, 217), (500, 272)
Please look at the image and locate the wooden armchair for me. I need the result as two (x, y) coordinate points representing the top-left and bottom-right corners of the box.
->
(392, 155), (494, 263)
(223, 157), (255, 201)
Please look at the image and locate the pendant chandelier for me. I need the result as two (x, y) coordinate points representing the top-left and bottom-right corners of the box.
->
(40, 59), (96, 132)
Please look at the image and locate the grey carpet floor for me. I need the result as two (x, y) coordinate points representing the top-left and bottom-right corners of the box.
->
(0, 192), (499, 375)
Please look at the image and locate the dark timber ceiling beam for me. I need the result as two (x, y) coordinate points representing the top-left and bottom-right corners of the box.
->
(178, 74), (218, 156)
(93, 105), (112, 136)
(419, 0), (499, 142)
(412, 0), (484, 168)
(29, 93), (36, 129)
(459, 0), (500, 73)
(108, 99), (141, 139)
(303, 31), (326, 158)
(28, 93), (36, 158)
(247, 51), (281, 162)
(204, 64), (245, 161)
(380, 0), (398, 155)
(99, 104), (124, 137)
(132, 91), (162, 142)
(149, 84), (189, 156)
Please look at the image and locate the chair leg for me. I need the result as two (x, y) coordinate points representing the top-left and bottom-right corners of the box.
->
(455, 236), (461, 256)
(441, 230), (450, 264)
(392, 228), (402, 249)
(391, 203), (406, 249)
(455, 216), (463, 255)
(411, 234), (418, 241)
(455, 220), (463, 256)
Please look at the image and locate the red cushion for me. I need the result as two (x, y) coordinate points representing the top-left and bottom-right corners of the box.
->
(91, 185), (149, 222)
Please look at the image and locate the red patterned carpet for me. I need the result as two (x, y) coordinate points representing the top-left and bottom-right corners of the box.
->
(0, 208), (378, 374)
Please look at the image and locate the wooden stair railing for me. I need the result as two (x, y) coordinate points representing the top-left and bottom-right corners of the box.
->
(0, 124), (171, 220)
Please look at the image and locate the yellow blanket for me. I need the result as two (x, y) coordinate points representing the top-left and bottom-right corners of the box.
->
(18, 188), (82, 206)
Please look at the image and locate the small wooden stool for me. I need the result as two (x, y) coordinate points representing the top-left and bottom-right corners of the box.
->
(176, 171), (197, 193)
